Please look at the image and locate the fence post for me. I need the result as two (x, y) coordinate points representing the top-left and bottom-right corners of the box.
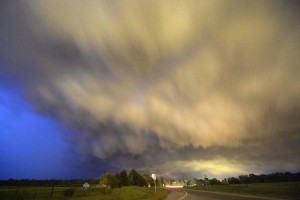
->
(13, 187), (19, 200)
(33, 186), (39, 199)
(50, 184), (54, 200)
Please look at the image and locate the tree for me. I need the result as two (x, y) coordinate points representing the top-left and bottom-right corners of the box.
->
(239, 175), (250, 184)
(185, 179), (191, 187)
(100, 173), (119, 188)
(143, 174), (152, 187)
(160, 177), (165, 186)
(209, 178), (221, 185)
(221, 178), (229, 184)
(227, 177), (240, 184)
(128, 169), (147, 187)
(120, 170), (129, 186)
(129, 169), (139, 186)
(115, 173), (122, 187)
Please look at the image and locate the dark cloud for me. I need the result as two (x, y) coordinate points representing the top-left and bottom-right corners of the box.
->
(0, 0), (299, 178)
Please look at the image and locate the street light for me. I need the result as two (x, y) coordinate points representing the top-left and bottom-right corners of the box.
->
(151, 174), (157, 193)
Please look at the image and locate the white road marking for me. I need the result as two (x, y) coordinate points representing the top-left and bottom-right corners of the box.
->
(185, 189), (287, 200)
(178, 191), (188, 200)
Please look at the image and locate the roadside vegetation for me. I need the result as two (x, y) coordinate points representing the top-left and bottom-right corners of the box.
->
(188, 182), (300, 199)
(0, 169), (169, 200)
(186, 172), (300, 199)
(0, 186), (169, 200)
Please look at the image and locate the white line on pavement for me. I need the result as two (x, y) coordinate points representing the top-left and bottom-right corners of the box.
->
(185, 189), (287, 200)
(178, 191), (188, 200)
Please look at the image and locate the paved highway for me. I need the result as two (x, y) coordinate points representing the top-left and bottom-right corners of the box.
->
(165, 188), (289, 200)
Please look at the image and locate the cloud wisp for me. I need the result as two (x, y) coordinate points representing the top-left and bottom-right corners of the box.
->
(1, 0), (299, 178)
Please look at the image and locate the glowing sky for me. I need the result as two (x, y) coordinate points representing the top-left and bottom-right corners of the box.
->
(0, 0), (299, 179)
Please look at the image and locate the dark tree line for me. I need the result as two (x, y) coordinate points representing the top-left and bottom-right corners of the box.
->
(193, 177), (222, 186)
(0, 179), (99, 187)
(193, 172), (300, 186)
(100, 169), (164, 188)
(227, 172), (300, 184)
(0, 169), (164, 188)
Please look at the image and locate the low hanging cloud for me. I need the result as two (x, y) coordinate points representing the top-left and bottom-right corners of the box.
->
(1, 0), (299, 178)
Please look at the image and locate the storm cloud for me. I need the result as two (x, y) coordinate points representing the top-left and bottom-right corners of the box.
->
(1, 0), (299, 178)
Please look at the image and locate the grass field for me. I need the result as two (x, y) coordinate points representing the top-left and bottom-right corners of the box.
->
(0, 186), (169, 200)
(189, 182), (300, 199)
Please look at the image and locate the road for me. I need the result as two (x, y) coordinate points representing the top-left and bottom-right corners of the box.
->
(165, 188), (289, 200)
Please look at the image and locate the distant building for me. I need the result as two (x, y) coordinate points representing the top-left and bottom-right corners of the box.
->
(83, 182), (90, 190)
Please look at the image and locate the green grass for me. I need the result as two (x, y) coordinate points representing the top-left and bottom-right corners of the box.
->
(189, 182), (300, 199)
(0, 186), (169, 200)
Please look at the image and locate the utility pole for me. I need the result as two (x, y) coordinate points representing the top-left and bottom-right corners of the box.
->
(204, 175), (210, 190)
(152, 174), (157, 193)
